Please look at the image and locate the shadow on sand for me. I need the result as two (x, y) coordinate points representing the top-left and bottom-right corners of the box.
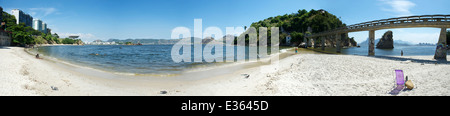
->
(358, 55), (449, 64)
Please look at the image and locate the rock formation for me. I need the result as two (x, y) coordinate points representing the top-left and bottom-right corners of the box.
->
(376, 31), (394, 49)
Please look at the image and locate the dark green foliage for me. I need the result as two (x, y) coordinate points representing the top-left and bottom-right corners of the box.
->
(290, 32), (304, 44)
(61, 38), (78, 44)
(447, 30), (449, 44)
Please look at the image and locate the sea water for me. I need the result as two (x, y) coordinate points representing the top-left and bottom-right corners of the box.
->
(36, 45), (289, 75)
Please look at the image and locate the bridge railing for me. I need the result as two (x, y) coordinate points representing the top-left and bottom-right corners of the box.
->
(309, 15), (450, 37)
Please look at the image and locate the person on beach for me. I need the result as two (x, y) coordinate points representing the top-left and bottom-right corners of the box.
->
(36, 54), (43, 59)
(295, 47), (298, 54)
(401, 50), (403, 56)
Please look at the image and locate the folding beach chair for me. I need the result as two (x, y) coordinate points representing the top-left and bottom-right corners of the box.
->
(389, 70), (405, 95)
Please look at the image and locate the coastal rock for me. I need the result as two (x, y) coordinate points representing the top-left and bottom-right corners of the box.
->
(376, 31), (394, 49)
(341, 38), (357, 47)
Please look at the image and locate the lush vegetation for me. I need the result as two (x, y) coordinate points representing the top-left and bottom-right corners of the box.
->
(125, 42), (133, 45)
(2, 11), (81, 46)
(239, 9), (356, 45)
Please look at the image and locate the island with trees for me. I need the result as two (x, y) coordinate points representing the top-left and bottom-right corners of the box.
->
(238, 9), (357, 47)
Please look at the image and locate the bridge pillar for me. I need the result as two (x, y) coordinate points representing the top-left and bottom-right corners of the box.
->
(369, 30), (375, 56)
(336, 33), (341, 53)
(434, 27), (447, 60)
(321, 36), (325, 50)
(303, 36), (307, 48)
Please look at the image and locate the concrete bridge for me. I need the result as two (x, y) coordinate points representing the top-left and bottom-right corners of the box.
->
(305, 15), (450, 60)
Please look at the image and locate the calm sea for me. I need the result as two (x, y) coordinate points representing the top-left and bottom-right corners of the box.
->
(34, 45), (447, 75)
(35, 45), (289, 75)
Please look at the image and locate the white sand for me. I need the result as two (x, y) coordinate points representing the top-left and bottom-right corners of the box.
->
(1, 46), (449, 96)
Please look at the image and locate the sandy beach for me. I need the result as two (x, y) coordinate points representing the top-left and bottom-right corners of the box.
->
(0, 46), (449, 96)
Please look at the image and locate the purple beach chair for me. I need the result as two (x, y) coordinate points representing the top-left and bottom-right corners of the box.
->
(395, 70), (405, 85)
(389, 70), (405, 95)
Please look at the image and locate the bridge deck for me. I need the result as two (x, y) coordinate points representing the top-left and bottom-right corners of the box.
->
(308, 15), (450, 37)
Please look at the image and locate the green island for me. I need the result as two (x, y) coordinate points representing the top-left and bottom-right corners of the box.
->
(238, 9), (357, 46)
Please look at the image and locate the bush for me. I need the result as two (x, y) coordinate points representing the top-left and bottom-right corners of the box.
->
(34, 36), (47, 44)
(62, 38), (75, 44)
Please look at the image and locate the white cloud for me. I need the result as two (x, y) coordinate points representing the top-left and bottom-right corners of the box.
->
(28, 7), (57, 18)
(379, 0), (416, 17)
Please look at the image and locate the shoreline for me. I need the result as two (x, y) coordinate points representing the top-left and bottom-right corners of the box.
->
(29, 45), (298, 77)
(1, 46), (449, 96)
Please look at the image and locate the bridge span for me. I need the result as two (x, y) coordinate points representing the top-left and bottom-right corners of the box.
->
(305, 15), (450, 60)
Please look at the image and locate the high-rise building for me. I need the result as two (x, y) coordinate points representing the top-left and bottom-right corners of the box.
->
(33, 19), (49, 33)
(42, 23), (47, 33)
(11, 9), (33, 27)
(33, 19), (43, 32)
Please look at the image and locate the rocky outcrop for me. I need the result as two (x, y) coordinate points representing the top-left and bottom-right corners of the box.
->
(342, 38), (358, 47)
(323, 37), (357, 47)
(376, 31), (394, 49)
(76, 40), (84, 45)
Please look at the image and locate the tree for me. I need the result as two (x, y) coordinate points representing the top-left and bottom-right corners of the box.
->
(290, 32), (304, 44)
(297, 9), (307, 16)
(239, 9), (346, 46)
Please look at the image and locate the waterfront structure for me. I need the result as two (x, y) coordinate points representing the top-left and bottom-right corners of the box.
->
(0, 29), (10, 46)
(68, 36), (79, 39)
(11, 9), (33, 27)
(306, 15), (450, 60)
(0, 31), (11, 46)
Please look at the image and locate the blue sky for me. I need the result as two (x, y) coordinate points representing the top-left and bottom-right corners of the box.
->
(1, 0), (449, 43)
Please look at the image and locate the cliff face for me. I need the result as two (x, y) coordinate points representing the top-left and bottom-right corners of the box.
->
(376, 31), (394, 49)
